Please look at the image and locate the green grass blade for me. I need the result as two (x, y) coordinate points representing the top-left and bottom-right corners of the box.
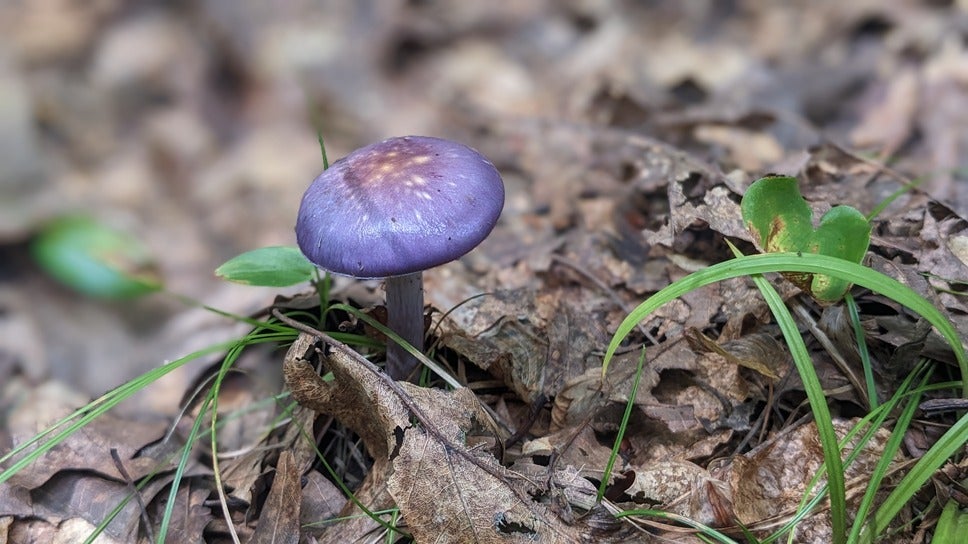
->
(597, 347), (646, 502)
(0, 341), (238, 486)
(847, 365), (931, 542)
(866, 177), (922, 222)
(762, 375), (958, 544)
(845, 292), (878, 409)
(602, 253), (967, 397)
(743, 266), (846, 543)
(157, 394), (214, 543)
(934, 500), (968, 544)
(329, 302), (463, 389)
(760, 370), (918, 544)
(616, 509), (739, 544)
(866, 411), (968, 538)
(156, 327), (296, 543)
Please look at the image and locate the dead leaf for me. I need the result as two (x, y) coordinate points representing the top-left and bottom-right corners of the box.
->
(624, 460), (735, 528)
(687, 329), (783, 381)
(723, 418), (899, 541)
(161, 486), (213, 544)
(521, 426), (614, 483)
(438, 286), (611, 406)
(248, 450), (300, 544)
(389, 426), (559, 543)
(283, 332), (587, 542)
(693, 125), (784, 172)
(298, 471), (344, 540)
(850, 68), (919, 157)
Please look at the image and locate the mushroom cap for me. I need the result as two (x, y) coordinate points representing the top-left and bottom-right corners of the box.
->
(296, 136), (505, 278)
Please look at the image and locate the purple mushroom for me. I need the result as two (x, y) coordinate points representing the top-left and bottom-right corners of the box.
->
(296, 136), (505, 380)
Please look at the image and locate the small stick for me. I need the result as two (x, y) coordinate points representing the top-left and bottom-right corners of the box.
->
(110, 448), (156, 543)
(270, 309), (544, 509)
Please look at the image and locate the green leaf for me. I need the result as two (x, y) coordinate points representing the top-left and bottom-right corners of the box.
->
(741, 176), (871, 301)
(743, 175), (814, 254)
(31, 216), (161, 299)
(215, 246), (316, 287)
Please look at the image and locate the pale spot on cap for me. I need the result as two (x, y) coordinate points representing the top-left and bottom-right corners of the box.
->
(296, 136), (504, 278)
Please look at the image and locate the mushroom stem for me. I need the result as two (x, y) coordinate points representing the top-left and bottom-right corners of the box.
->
(384, 272), (423, 380)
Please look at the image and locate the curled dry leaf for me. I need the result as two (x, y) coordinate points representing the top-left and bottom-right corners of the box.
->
(686, 328), (786, 381)
(282, 333), (588, 543)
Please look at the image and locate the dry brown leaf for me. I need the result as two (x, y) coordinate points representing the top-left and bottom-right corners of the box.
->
(161, 486), (213, 544)
(624, 460), (734, 528)
(849, 68), (919, 157)
(283, 333), (585, 543)
(687, 329), (783, 381)
(555, 339), (742, 463)
(249, 450), (300, 544)
(919, 40), (968, 215)
(439, 286), (610, 406)
(389, 427), (559, 543)
(298, 471), (344, 540)
(693, 125), (784, 172)
(643, 179), (748, 250)
(521, 426), (614, 483)
(723, 418), (898, 541)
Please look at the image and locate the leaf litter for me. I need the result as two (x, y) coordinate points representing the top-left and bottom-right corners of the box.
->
(2, 1), (968, 543)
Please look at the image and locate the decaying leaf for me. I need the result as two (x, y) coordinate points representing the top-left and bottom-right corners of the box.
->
(686, 328), (784, 381)
(161, 487), (212, 544)
(553, 339), (747, 463)
(249, 450), (300, 544)
(282, 332), (590, 542)
(722, 418), (900, 542)
(624, 460), (734, 528)
(438, 286), (612, 405)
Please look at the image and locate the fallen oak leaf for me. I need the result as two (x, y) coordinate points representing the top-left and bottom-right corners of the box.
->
(280, 334), (399, 543)
(387, 404), (556, 543)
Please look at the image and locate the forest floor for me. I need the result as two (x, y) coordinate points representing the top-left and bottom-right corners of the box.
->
(1, 1), (967, 543)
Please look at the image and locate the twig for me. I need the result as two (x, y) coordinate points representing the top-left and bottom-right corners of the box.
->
(790, 298), (870, 409)
(110, 448), (156, 543)
(270, 309), (547, 512)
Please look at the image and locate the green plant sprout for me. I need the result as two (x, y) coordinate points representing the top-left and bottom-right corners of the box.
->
(740, 175), (871, 302)
(601, 173), (965, 544)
